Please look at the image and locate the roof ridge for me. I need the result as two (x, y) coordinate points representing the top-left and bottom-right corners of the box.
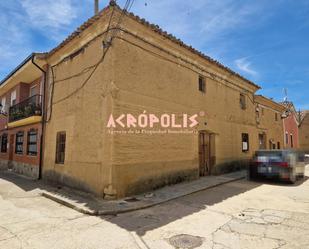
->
(46, 2), (259, 89)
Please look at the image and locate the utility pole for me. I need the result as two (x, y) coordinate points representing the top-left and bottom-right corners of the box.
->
(95, 0), (99, 15)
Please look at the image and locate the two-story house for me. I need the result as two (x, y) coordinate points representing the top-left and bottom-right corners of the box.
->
(254, 95), (285, 150)
(0, 53), (46, 178)
(0, 3), (289, 199)
(280, 101), (299, 149)
(39, 3), (263, 198)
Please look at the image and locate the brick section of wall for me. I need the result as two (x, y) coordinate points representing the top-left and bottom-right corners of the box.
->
(0, 116), (8, 131)
(18, 83), (30, 102)
(0, 123), (41, 178)
(283, 113), (299, 149)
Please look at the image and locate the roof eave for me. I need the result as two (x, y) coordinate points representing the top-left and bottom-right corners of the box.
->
(0, 53), (47, 86)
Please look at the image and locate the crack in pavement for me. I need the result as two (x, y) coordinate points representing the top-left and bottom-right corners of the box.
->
(207, 208), (309, 249)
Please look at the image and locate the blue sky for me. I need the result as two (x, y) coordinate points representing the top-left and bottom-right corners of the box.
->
(0, 0), (308, 109)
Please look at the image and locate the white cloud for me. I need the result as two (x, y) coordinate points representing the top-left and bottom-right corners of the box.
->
(0, 0), (90, 79)
(235, 57), (258, 77)
(0, 11), (32, 75)
(200, 1), (262, 40)
(21, 0), (77, 29)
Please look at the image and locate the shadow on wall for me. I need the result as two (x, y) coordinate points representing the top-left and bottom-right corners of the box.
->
(122, 168), (199, 197)
(211, 159), (250, 175)
(42, 170), (97, 196)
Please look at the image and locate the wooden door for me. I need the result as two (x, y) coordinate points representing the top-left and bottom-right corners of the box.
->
(199, 131), (211, 176)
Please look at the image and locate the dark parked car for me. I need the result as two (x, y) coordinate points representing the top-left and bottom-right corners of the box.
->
(249, 150), (306, 183)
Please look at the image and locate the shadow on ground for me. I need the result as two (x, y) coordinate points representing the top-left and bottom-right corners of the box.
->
(0, 170), (308, 236)
(106, 176), (308, 236)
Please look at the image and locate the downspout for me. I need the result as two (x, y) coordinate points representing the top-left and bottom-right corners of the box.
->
(31, 54), (46, 180)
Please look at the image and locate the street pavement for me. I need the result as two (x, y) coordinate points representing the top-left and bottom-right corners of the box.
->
(0, 166), (309, 249)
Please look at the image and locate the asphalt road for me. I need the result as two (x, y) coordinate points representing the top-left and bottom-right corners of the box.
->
(0, 167), (309, 249)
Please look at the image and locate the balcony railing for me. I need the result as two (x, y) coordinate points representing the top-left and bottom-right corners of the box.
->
(9, 95), (42, 123)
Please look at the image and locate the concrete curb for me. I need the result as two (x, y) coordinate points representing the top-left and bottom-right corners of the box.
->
(41, 174), (245, 216)
(41, 192), (98, 215)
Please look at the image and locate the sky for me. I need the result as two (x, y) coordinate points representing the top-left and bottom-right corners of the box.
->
(0, 0), (308, 109)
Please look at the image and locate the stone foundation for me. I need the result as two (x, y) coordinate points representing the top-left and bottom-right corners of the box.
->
(10, 161), (39, 179)
(0, 160), (8, 171)
(122, 168), (199, 197)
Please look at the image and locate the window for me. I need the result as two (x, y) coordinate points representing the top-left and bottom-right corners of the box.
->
(1, 134), (7, 153)
(1, 97), (6, 113)
(55, 132), (66, 164)
(290, 134), (293, 148)
(198, 76), (206, 93)
(27, 130), (38, 156)
(277, 142), (280, 149)
(15, 132), (24, 154)
(242, 133), (249, 152)
(30, 85), (38, 97)
(11, 90), (16, 106)
(285, 132), (289, 144)
(240, 94), (246, 110)
(275, 112), (278, 121)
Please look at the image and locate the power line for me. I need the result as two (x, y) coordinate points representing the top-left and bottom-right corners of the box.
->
(46, 1), (134, 121)
(50, 1), (134, 85)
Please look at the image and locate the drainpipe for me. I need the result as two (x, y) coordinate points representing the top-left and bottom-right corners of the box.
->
(31, 54), (46, 180)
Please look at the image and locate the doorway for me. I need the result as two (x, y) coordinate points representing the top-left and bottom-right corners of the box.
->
(198, 131), (212, 176)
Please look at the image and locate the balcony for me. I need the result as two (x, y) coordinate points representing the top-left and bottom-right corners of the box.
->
(8, 95), (42, 127)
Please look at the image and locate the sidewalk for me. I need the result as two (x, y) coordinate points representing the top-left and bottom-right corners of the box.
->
(40, 170), (246, 215)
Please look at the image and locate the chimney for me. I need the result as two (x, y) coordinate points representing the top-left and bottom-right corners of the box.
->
(95, 0), (99, 15)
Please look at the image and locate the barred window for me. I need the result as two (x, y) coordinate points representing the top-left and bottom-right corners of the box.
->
(198, 76), (206, 93)
(15, 132), (24, 154)
(27, 130), (38, 156)
(55, 132), (66, 164)
(1, 134), (7, 153)
(242, 133), (249, 152)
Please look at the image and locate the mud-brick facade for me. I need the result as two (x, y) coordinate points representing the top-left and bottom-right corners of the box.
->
(0, 54), (46, 178)
(41, 5), (268, 199)
(299, 111), (309, 152)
